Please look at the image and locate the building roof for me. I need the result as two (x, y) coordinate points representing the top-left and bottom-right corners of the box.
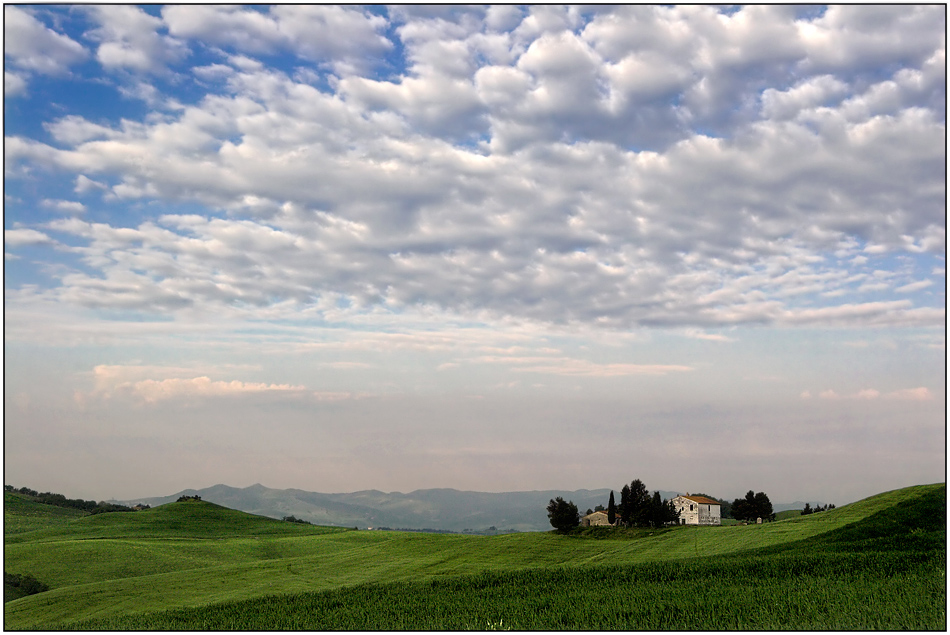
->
(679, 495), (721, 506)
(582, 510), (609, 518)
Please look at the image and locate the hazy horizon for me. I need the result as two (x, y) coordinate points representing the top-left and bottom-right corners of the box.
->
(4, 5), (945, 506)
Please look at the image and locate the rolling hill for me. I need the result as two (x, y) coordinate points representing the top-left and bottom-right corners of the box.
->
(118, 484), (686, 531)
(119, 484), (631, 531)
(5, 482), (944, 629)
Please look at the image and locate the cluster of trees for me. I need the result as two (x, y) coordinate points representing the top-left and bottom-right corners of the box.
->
(177, 495), (202, 502)
(546, 497), (580, 532)
(548, 479), (680, 532)
(801, 502), (835, 515)
(549, 484), (780, 530)
(281, 515), (312, 525)
(731, 490), (775, 522)
(611, 480), (679, 529)
(4, 572), (49, 599)
(5, 485), (135, 514)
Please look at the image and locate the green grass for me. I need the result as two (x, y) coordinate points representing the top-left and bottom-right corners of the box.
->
(4, 483), (945, 630)
(58, 549), (945, 630)
(5, 497), (347, 545)
(3, 492), (88, 536)
(774, 509), (802, 521)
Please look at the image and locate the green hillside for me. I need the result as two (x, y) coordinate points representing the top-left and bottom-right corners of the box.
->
(6, 497), (348, 545)
(4, 483), (944, 630)
(4, 491), (88, 536)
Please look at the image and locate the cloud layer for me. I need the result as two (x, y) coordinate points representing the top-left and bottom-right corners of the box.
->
(4, 5), (945, 331)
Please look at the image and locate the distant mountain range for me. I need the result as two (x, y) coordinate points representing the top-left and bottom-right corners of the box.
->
(119, 484), (819, 532)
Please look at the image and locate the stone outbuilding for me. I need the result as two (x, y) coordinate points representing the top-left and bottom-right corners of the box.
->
(580, 510), (613, 527)
(671, 494), (721, 525)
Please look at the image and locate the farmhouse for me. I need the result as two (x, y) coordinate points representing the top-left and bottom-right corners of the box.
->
(580, 510), (613, 527)
(671, 494), (721, 525)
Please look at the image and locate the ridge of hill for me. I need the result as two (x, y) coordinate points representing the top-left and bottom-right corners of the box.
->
(118, 485), (684, 532)
(5, 495), (350, 545)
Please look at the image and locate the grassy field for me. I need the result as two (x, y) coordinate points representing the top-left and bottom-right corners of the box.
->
(3, 492), (88, 535)
(4, 483), (945, 630)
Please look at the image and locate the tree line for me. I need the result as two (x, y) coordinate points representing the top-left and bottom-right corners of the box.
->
(548, 481), (786, 531)
(801, 502), (835, 515)
(547, 478), (678, 532)
(5, 485), (138, 514)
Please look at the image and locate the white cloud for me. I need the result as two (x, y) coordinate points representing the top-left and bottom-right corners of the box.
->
(84, 5), (188, 74)
(5, 228), (56, 248)
(3, 6), (88, 75)
(162, 5), (392, 75)
(124, 377), (305, 403)
(682, 329), (736, 342)
(41, 199), (87, 214)
(761, 75), (849, 120)
(75, 175), (108, 194)
(5, 71), (28, 96)
(3, 6), (945, 332)
(895, 279), (934, 293)
(84, 364), (308, 404)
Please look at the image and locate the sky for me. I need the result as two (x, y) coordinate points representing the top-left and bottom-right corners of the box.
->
(4, 4), (945, 506)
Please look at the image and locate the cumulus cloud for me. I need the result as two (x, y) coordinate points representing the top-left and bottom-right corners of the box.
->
(41, 199), (87, 214)
(4, 6), (88, 75)
(162, 5), (392, 75)
(84, 5), (188, 74)
(5, 228), (56, 248)
(5, 71), (28, 96)
(3, 5), (946, 332)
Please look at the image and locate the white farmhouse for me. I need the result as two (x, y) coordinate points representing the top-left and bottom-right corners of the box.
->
(671, 494), (721, 525)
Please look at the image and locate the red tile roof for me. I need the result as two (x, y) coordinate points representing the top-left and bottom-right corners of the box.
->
(680, 495), (721, 505)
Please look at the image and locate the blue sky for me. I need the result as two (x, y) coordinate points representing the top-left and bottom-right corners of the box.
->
(4, 5), (945, 504)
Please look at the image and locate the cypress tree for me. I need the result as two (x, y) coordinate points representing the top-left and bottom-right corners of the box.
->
(607, 490), (616, 525)
(619, 484), (631, 526)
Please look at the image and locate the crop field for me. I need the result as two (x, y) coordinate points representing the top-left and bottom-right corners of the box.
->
(4, 483), (945, 630)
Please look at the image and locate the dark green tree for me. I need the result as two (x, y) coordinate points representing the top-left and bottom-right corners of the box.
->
(732, 490), (774, 522)
(754, 491), (774, 521)
(731, 490), (755, 522)
(647, 491), (681, 528)
(665, 497), (680, 525)
(626, 479), (651, 527)
(801, 502), (813, 515)
(607, 490), (616, 525)
(648, 491), (664, 528)
(546, 497), (579, 532)
(619, 484), (631, 526)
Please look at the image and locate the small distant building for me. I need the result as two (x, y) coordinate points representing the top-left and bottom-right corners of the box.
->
(671, 494), (721, 525)
(580, 510), (613, 527)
